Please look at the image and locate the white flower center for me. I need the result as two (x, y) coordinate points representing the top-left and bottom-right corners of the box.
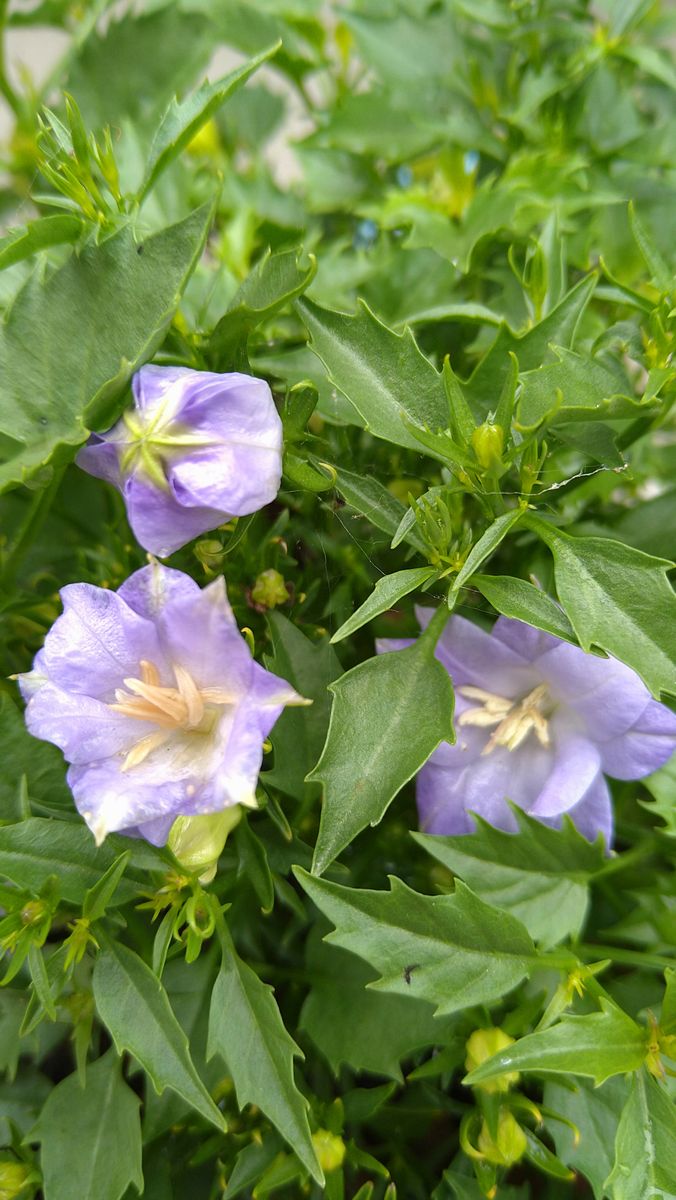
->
(109, 659), (236, 771)
(457, 683), (551, 755)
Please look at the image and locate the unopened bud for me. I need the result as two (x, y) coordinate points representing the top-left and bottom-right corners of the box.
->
(194, 539), (224, 570)
(168, 809), (242, 884)
(186, 118), (221, 158)
(0, 1160), (32, 1200)
(311, 1130), (346, 1174)
(477, 1109), (527, 1166)
(471, 422), (504, 471)
(251, 569), (289, 610)
(465, 1027), (519, 1093)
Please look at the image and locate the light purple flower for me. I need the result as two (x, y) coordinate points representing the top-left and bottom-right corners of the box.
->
(19, 563), (306, 846)
(77, 366), (282, 556)
(378, 610), (676, 846)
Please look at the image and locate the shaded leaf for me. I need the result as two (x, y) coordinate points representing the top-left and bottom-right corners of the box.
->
(332, 566), (438, 643)
(0, 214), (83, 270)
(605, 1071), (676, 1200)
(472, 575), (576, 643)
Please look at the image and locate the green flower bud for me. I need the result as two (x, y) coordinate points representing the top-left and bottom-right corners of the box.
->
(311, 1129), (346, 1174)
(168, 809), (242, 884)
(194, 539), (225, 570)
(477, 1109), (527, 1166)
(471, 422), (504, 471)
(465, 1027), (519, 1093)
(0, 1160), (32, 1200)
(251, 569), (289, 610)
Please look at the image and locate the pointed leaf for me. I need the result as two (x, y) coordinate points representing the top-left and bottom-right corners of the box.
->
(465, 1001), (647, 1087)
(332, 567), (438, 643)
(333, 466), (427, 553)
(209, 248), (317, 370)
(525, 516), (676, 698)
(295, 870), (535, 1016)
(605, 1071), (676, 1200)
(92, 940), (225, 1131)
(296, 297), (448, 452)
(451, 510), (523, 597)
(472, 574), (576, 643)
(309, 624), (454, 875)
(414, 808), (605, 946)
(32, 1050), (143, 1200)
(0, 214), (83, 270)
(207, 927), (322, 1184)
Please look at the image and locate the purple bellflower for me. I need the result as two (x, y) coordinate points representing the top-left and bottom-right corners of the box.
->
(77, 366), (283, 557)
(378, 610), (676, 845)
(19, 563), (307, 846)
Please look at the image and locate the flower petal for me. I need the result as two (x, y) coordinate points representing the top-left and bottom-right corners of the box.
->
(598, 702), (676, 779)
(562, 774), (613, 847)
(25, 683), (149, 764)
(529, 730), (602, 818)
(536, 641), (650, 740)
(417, 609), (537, 695)
(75, 436), (122, 487)
(123, 475), (225, 558)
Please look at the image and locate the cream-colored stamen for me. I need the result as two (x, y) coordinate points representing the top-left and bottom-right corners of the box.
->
(458, 683), (551, 755)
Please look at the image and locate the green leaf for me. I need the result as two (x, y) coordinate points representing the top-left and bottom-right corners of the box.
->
(517, 347), (642, 430)
(294, 870), (535, 1016)
(300, 929), (459, 1080)
(0, 694), (71, 818)
(605, 1071), (676, 1200)
(525, 516), (676, 698)
(544, 1077), (626, 1200)
(262, 612), (343, 803)
(207, 925), (322, 1184)
(472, 575), (576, 643)
(296, 298), (448, 453)
(309, 616), (455, 875)
(331, 566), (438, 643)
(332, 466), (427, 553)
(0, 202), (213, 491)
(32, 1050), (143, 1200)
(139, 44), (279, 199)
(209, 248), (317, 370)
(464, 1000), (647, 1087)
(465, 275), (597, 415)
(82, 852), (130, 922)
(451, 510), (523, 597)
(92, 940), (225, 1131)
(0, 215), (84, 270)
(0, 818), (165, 905)
(413, 808), (604, 947)
(641, 756), (676, 837)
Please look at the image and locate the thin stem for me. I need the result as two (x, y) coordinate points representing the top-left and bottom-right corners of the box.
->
(0, 0), (22, 119)
(577, 943), (673, 974)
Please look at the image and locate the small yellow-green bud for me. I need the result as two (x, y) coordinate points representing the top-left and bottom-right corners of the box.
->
(471, 422), (504, 471)
(20, 900), (47, 928)
(0, 1160), (32, 1200)
(194, 539), (224, 570)
(186, 118), (221, 158)
(477, 1109), (527, 1166)
(168, 809), (242, 884)
(251, 569), (289, 610)
(311, 1130), (346, 1174)
(465, 1027), (519, 1093)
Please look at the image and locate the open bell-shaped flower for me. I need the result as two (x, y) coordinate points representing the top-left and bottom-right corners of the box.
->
(18, 562), (308, 847)
(77, 365), (283, 556)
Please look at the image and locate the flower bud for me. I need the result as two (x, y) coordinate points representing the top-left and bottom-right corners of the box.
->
(194, 539), (225, 571)
(186, 118), (221, 158)
(477, 1109), (527, 1166)
(465, 1027), (519, 1094)
(0, 1160), (33, 1200)
(471, 422), (504, 471)
(251, 569), (289, 610)
(311, 1130), (346, 1173)
(168, 809), (242, 884)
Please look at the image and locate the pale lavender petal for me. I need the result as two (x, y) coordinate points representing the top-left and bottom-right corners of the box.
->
(117, 562), (201, 622)
(375, 637), (416, 656)
(25, 684), (148, 763)
(562, 774), (613, 847)
(42, 583), (162, 699)
(123, 475), (227, 558)
(530, 731), (602, 818)
(133, 364), (193, 411)
(492, 616), (561, 662)
(75, 436), (122, 487)
(537, 641), (649, 740)
(152, 575), (251, 693)
(169, 443), (281, 516)
(598, 702), (676, 779)
(67, 760), (191, 841)
(416, 608), (536, 695)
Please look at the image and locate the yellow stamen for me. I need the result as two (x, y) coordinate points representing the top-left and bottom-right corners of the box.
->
(458, 683), (552, 755)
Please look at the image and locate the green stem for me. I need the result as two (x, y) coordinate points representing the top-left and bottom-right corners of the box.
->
(578, 943), (673, 974)
(0, 0), (22, 119)
(2, 465), (66, 587)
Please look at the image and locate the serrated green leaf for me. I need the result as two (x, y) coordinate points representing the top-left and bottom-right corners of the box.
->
(472, 575), (576, 642)
(0, 214), (84, 270)
(210, 248), (317, 370)
(333, 466), (427, 553)
(309, 618), (455, 875)
(139, 44), (279, 198)
(262, 612), (342, 802)
(465, 275), (597, 416)
(296, 297), (448, 452)
(0, 202), (213, 491)
(92, 940), (225, 1131)
(207, 925), (322, 1184)
(32, 1050), (143, 1200)
(331, 566), (438, 643)
(0, 817), (166, 905)
(605, 1071), (676, 1200)
(295, 870), (535, 1016)
(517, 346), (643, 429)
(413, 808), (604, 946)
(300, 929), (459, 1080)
(525, 516), (676, 698)
(465, 1000), (647, 1087)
